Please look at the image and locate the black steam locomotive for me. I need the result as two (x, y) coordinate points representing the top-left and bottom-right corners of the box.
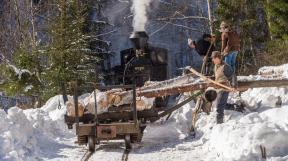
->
(108, 31), (168, 87)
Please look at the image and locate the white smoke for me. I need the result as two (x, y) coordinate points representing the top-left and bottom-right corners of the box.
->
(131, 0), (153, 31)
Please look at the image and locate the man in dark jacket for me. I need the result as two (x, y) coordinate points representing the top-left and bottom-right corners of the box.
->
(188, 34), (216, 75)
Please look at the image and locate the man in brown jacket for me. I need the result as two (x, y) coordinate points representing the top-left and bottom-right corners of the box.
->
(220, 22), (240, 73)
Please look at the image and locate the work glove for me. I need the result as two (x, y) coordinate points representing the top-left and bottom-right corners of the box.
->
(188, 38), (196, 49)
(188, 38), (193, 46)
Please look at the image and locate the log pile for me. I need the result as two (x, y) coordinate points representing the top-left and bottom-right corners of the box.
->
(132, 67), (288, 98)
(66, 67), (288, 115)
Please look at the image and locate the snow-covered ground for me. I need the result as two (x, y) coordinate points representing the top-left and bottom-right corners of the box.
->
(1, 64), (288, 161)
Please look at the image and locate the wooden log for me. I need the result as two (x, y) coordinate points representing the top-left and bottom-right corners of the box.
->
(136, 79), (288, 98)
(66, 101), (85, 117)
(137, 82), (208, 98)
(140, 73), (196, 91)
(237, 80), (288, 91)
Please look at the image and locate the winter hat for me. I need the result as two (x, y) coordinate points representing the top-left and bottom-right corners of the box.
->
(219, 21), (229, 32)
(211, 51), (222, 59)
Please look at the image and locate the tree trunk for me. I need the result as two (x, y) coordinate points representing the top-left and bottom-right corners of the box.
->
(207, 0), (213, 34)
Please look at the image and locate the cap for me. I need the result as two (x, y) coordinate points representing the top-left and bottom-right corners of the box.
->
(219, 21), (230, 32)
(211, 51), (222, 58)
(220, 21), (228, 28)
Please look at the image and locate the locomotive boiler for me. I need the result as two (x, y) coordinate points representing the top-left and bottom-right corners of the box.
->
(109, 31), (168, 87)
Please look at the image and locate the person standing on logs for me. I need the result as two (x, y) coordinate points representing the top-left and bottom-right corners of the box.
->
(211, 51), (234, 124)
(220, 21), (240, 73)
(188, 33), (216, 76)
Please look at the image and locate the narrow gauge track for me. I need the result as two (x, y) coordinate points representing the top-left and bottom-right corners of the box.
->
(80, 146), (131, 161)
(121, 149), (131, 161)
(80, 149), (94, 161)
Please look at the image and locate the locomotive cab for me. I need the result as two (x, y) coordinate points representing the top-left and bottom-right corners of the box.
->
(119, 31), (168, 87)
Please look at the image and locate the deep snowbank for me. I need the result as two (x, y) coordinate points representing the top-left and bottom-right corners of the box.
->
(241, 87), (288, 111)
(0, 95), (73, 161)
(195, 107), (288, 161)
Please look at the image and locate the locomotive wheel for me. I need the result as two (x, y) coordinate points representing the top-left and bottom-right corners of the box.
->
(124, 135), (131, 149)
(88, 136), (95, 152)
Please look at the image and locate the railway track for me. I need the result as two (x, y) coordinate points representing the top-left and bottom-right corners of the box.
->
(121, 149), (131, 161)
(80, 149), (94, 161)
(80, 146), (131, 161)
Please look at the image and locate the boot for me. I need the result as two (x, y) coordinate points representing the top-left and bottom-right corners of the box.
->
(225, 103), (235, 110)
(234, 104), (245, 113)
(216, 114), (224, 124)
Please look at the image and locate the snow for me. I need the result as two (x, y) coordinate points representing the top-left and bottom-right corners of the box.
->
(24, 85), (33, 92)
(259, 64), (288, 77)
(144, 97), (195, 143)
(241, 87), (288, 111)
(0, 95), (74, 161)
(8, 64), (32, 80)
(238, 63), (288, 81)
(196, 109), (288, 161)
(1, 64), (288, 161)
(239, 62), (288, 111)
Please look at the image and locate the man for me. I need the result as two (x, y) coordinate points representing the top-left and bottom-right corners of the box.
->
(188, 33), (216, 75)
(211, 51), (234, 124)
(220, 21), (240, 73)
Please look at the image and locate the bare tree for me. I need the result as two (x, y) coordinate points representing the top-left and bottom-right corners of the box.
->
(207, 0), (213, 34)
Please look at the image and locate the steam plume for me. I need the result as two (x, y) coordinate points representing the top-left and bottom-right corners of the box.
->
(131, 0), (152, 31)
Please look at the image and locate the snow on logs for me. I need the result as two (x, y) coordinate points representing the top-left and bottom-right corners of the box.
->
(66, 68), (288, 116)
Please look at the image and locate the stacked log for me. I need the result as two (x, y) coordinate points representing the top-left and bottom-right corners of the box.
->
(66, 67), (288, 116)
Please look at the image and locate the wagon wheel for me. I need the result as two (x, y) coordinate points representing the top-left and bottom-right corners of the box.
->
(88, 136), (95, 152)
(124, 135), (131, 150)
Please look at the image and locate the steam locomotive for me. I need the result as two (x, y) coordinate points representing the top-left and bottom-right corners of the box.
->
(108, 31), (168, 87)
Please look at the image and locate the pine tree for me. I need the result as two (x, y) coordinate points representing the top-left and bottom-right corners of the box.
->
(0, 47), (42, 97)
(0, 0), (102, 102)
(265, 0), (288, 40)
(0, 0), (43, 98)
(41, 0), (100, 100)
(263, 0), (288, 65)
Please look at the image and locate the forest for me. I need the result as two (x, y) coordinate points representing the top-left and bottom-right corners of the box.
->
(0, 1), (288, 161)
(0, 0), (287, 102)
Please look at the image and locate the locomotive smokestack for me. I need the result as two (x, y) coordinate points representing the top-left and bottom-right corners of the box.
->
(129, 31), (149, 50)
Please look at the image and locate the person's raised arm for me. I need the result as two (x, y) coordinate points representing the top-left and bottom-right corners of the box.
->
(188, 38), (196, 49)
